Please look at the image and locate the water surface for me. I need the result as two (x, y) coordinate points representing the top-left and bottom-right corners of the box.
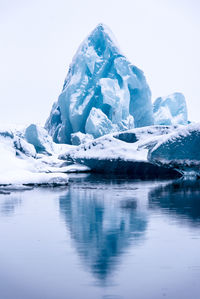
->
(0, 175), (200, 299)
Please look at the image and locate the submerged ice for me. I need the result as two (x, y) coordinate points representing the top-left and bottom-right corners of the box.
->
(46, 23), (154, 144)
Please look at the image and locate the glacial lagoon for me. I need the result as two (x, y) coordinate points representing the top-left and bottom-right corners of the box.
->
(0, 174), (200, 299)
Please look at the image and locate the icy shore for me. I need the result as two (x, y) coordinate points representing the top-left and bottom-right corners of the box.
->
(2, 123), (200, 189)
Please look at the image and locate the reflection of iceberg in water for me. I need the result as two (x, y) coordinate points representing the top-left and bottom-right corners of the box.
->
(149, 179), (200, 225)
(59, 176), (148, 282)
(0, 195), (22, 217)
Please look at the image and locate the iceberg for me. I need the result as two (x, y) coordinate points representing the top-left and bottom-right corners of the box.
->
(153, 92), (188, 125)
(46, 23), (154, 144)
(0, 24), (196, 183)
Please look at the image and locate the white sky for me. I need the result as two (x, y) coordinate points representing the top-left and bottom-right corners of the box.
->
(0, 0), (200, 125)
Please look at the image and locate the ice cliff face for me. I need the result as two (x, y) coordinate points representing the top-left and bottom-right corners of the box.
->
(46, 23), (154, 144)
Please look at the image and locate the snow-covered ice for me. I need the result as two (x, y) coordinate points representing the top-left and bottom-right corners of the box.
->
(0, 126), (89, 189)
(1, 121), (200, 185)
(148, 123), (200, 175)
(60, 125), (181, 178)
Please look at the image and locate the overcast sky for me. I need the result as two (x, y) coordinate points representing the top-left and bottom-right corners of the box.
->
(0, 0), (199, 125)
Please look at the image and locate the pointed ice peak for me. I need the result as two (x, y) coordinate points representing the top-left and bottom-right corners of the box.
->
(68, 23), (122, 83)
(91, 23), (115, 37)
(83, 23), (121, 56)
(88, 23), (119, 50)
(93, 23), (109, 32)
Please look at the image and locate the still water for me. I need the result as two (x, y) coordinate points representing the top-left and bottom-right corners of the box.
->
(0, 174), (200, 299)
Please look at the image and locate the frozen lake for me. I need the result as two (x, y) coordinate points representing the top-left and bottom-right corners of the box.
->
(0, 174), (200, 299)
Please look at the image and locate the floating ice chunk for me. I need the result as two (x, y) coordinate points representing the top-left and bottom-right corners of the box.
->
(0, 171), (68, 186)
(46, 23), (153, 143)
(60, 126), (180, 178)
(25, 124), (54, 154)
(148, 123), (200, 175)
(153, 92), (188, 125)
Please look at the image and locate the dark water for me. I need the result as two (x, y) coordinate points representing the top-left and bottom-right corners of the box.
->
(0, 175), (200, 299)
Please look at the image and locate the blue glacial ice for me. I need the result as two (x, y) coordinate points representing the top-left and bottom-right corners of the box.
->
(46, 23), (154, 144)
(25, 124), (54, 154)
(85, 107), (114, 138)
(153, 92), (188, 125)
